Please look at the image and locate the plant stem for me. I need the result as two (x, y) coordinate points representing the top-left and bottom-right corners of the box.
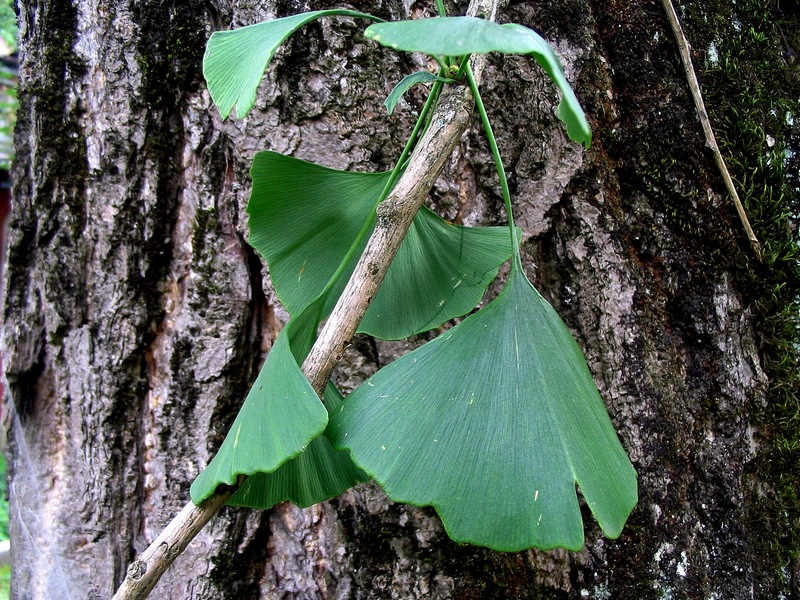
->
(436, 0), (447, 18)
(465, 63), (522, 269)
(455, 53), (471, 81)
(433, 55), (450, 73)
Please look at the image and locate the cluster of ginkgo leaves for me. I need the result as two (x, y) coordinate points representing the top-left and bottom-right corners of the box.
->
(189, 8), (637, 552)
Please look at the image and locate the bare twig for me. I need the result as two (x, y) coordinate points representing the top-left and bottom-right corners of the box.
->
(112, 0), (499, 598)
(111, 483), (239, 599)
(661, 0), (763, 261)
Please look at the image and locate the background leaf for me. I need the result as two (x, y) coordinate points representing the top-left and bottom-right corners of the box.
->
(331, 269), (637, 551)
(364, 17), (592, 147)
(204, 10), (379, 119)
(359, 207), (515, 340)
(229, 383), (370, 509)
(248, 151), (391, 316)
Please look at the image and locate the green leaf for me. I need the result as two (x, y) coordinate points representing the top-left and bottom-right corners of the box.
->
(248, 151), (515, 339)
(501, 24), (591, 148)
(365, 16), (542, 55)
(190, 320), (328, 504)
(228, 383), (370, 509)
(359, 207), (515, 340)
(248, 151), (391, 317)
(204, 10), (380, 119)
(331, 268), (637, 552)
(364, 17), (592, 147)
(384, 71), (449, 115)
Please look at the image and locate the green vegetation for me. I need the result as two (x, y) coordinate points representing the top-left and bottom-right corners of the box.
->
(0, 0), (14, 170)
(0, 0), (14, 52)
(0, 0), (14, 596)
(191, 10), (636, 552)
(693, 0), (800, 590)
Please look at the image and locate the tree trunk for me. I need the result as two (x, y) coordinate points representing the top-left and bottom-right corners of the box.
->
(3, 0), (798, 598)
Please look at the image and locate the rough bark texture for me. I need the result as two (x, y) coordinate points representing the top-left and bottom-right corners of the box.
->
(3, 0), (798, 599)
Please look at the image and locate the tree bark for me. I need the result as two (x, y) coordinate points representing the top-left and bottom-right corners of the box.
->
(3, 0), (798, 599)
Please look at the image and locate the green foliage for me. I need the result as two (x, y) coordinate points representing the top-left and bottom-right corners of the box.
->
(0, 0), (15, 53)
(190, 322), (329, 500)
(698, 0), (800, 585)
(193, 6), (636, 552)
(203, 10), (381, 119)
(228, 383), (369, 509)
(247, 152), (393, 318)
(360, 205), (514, 339)
(330, 266), (637, 551)
(247, 151), (515, 339)
(364, 17), (591, 147)
(384, 71), (449, 115)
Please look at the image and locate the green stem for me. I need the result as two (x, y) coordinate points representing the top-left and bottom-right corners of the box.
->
(465, 64), (522, 270)
(436, 0), (447, 17)
(386, 77), (445, 189)
(433, 55), (450, 73)
(455, 54), (471, 81)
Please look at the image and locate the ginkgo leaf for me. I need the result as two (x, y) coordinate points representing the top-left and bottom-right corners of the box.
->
(358, 207), (515, 340)
(204, 10), (380, 119)
(330, 266), (637, 552)
(190, 319), (327, 504)
(384, 70), (449, 115)
(248, 151), (515, 339)
(364, 17), (591, 147)
(248, 151), (390, 317)
(228, 383), (370, 509)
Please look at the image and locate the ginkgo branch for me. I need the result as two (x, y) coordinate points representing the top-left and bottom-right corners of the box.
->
(112, 0), (498, 598)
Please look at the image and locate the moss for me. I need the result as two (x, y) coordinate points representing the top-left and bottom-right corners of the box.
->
(15, 0), (88, 238)
(130, 0), (207, 109)
(587, 0), (799, 594)
(682, 0), (800, 593)
(5, 0), (90, 346)
(189, 205), (222, 312)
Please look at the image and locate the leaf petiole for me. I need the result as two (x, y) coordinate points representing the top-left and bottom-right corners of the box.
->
(454, 54), (471, 80)
(464, 63), (522, 270)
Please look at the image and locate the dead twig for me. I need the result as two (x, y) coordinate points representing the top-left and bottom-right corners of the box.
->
(661, 0), (763, 261)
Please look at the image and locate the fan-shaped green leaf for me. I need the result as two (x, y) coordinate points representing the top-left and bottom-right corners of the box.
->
(248, 151), (515, 339)
(204, 10), (380, 119)
(248, 151), (390, 317)
(331, 268), (637, 551)
(364, 17), (591, 147)
(384, 70), (449, 115)
(365, 17), (543, 55)
(228, 384), (370, 509)
(359, 207), (515, 340)
(190, 318), (327, 504)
